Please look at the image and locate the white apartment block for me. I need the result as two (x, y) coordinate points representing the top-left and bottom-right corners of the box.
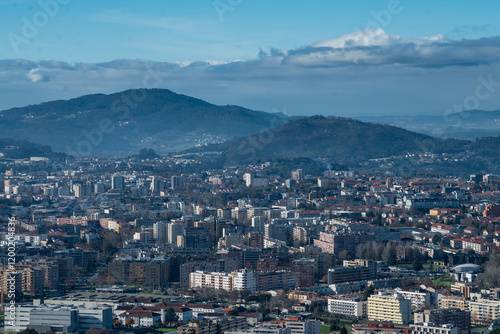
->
(190, 271), (233, 291)
(189, 269), (257, 292)
(395, 289), (436, 311)
(411, 323), (458, 334)
(232, 269), (257, 292)
(328, 297), (367, 318)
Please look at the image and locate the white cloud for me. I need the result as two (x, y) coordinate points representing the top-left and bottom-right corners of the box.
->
(26, 68), (49, 83)
(2, 30), (500, 116)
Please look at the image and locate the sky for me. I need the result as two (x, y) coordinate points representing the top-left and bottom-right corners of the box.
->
(2, 0), (500, 116)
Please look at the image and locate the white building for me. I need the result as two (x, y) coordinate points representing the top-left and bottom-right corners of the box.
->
(189, 271), (233, 291)
(328, 297), (367, 318)
(5, 303), (111, 333)
(286, 319), (321, 334)
(168, 221), (184, 244)
(411, 323), (458, 334)
(227, 325), (291, 334)
(395, 289), (436, 311)
(153, 221), (168, 242)
(232, 269), (257, 292)
(189, 269), (257, 293)
(117, 309), (161, 327)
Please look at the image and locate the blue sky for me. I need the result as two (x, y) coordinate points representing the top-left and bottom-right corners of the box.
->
(2, 0), (500, 116)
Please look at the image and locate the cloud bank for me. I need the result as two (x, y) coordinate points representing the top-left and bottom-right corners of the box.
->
(2, 29), (500, 116)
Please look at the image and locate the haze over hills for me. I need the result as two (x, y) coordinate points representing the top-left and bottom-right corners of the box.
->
(189, 116), (468, 162)
(188, 116), (500, 174)
(1, 90), (500, 174)
(357, 110), (500, 140)
(0, 89), (290, 156)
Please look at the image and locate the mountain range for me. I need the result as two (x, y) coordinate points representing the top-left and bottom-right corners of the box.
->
(0, 89), (289, 156)
(357, 110), (500, 140)
(0, 89), (499, 174)
(188, 116), (500, 174)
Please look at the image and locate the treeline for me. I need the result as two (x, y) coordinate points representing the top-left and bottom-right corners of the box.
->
(355, 241), (429, 266)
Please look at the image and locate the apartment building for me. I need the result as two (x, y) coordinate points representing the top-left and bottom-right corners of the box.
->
(108, 258), (170, 286)
(395, 289), (437, 311)
(438, 296), (469, 311)
(189, 269), (257, 292)
(469, 299), (500, 325)
(328, 266), (371, 284)
(314, 232), (375, 255)
(343, 259), (377, 279)
(285, 319), (320, 334)
(414, 308), (471, 334)
(328, 297), (367, 318)
(411, 324), (458, 334)
(190, 271), (233, 291)
(367, 291), (412, 324)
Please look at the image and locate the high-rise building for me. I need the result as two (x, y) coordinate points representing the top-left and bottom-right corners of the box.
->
(150, 176), (163, 195)
(0, 271), (23, 300)
(414, 308), (471, 334)
(232, 269), (256, 292)
(108, 259), (171, 286)
(469, 299), (500, 325)
(328, 266), (371, 284)
(94, 182), (105, 194)
(291, 169), (305, 181)
(171, 175), (184, 189)
(252, 216), (266, 232)
(343, 259), (377, 280)
(367, 291), (412, 324)
(111, 174), (125, 191)
(328, 297), (367, 318)
(153, 221), (168, 242)
(181, 227), (209, 249)
(314, 232), (376, 255)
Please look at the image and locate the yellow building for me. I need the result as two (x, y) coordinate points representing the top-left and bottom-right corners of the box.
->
(469, 299), (500, 325)
(438, 296), (469, 311)
(367, 292), (412, 324)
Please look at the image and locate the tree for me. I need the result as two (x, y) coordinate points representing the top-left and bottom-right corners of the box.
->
(86, 328), (99, 334)
(387, 251), (397, 266)
(432, 233), (442, 245)
(19, 330), (38, 334)
(340, 327), (348, 334)
(165, 307), (179, 322)
(228, 309), (239, 316)
(338, 250), (352, 262)
(412, 259), (423, 272)
(125, 318), (135, 327)
(313, 306), (323, 318)
(362, 284), (375, 301)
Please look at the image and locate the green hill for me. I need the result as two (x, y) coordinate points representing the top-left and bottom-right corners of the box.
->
(0, 89), (290, 156)
(190, 115), (469, 164)
(0, 138), (62, 159)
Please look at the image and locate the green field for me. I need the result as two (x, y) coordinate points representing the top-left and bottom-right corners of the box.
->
(432, 278), (454, 287)
(320, 325), (331, 334)
(156, 328), (178, 333)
